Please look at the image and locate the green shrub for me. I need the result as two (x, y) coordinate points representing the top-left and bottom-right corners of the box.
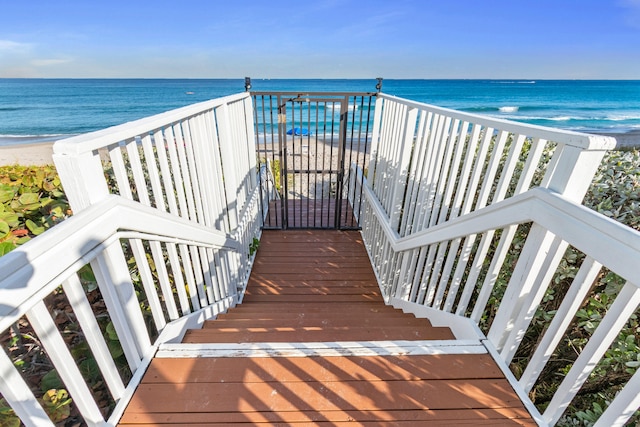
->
(0, 165), (71, 253)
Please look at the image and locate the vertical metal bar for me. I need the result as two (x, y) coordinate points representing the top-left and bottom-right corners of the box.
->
(297, 99), (302, 228)
(345, 95), (357, 228)
(334, 96), (348, 229)
(294, 99), (300, 228)
(268, 95), (279, 228)
(306, 100), (311, 227)
(343, 96), (353, 228)
(327, 102), (336, 228)
(321, 101), (328, 228)
(309, 102), (322, 227)
(278, 96), (288, 229)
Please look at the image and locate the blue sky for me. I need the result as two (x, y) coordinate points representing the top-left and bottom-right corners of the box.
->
(1, 0), (639, 79)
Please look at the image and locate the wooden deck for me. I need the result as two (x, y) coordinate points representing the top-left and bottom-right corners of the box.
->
(118, 231), (536, 426)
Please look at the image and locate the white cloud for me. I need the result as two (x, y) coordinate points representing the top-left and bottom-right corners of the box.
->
(31, 58), (72, 67)
(0, 40), (31, 51)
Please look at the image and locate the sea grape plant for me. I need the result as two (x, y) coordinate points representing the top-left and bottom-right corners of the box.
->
(0, 165), (71, 253)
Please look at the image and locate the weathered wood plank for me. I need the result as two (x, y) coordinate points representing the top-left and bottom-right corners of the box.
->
(124, 378), (523, 412)
(182, 325), (455, 343)
(140, 354), (505, 383)
(203, 317), (433, 329)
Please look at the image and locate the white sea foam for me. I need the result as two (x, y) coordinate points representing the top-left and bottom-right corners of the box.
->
(607, 114), (640, 121)
(499, 106), (519, 113)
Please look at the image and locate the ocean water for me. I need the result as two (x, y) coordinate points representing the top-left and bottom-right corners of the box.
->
(1, 79), (639, 146)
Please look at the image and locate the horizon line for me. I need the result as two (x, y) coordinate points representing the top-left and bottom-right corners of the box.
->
(2, 77), (640, 81)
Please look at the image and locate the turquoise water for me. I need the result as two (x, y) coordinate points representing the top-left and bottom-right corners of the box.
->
(1, 79), (639, 146)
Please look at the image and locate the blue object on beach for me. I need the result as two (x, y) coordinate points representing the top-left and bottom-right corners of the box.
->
(287, 127), (311, 136)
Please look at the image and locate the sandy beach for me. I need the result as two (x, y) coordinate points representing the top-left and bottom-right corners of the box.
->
(0, 142), (55, 166)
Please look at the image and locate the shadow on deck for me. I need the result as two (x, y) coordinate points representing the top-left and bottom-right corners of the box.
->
(118, 230), (535, 425)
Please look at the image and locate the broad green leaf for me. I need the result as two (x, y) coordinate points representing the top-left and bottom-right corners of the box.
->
(0, 212), (19, 228)
(0, 187), (14, 204)
(17, 192), (39, 205)
(106, 338), (124, 358)
(40, 370), (64, 393)
(79, 358), (101, 381)
(25, 219), (45, 235)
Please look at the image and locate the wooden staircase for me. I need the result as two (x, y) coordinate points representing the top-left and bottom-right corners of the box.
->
(118, 230), (536, 426)
(183, 229), (453, 342)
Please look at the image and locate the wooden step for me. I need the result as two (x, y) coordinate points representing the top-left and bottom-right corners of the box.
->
(244, 285), (380, 296)
(214, 310), (424, 321)
(203, 317), (433, 329)
(120, 354), (535, 426)
(240, 294), (382, 303)
(182, 325), (455, 343)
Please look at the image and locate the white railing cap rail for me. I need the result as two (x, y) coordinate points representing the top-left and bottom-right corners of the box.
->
(53, 92), (250, 155)
(0, 195), (240, 332)
(378, 93), (617, 150)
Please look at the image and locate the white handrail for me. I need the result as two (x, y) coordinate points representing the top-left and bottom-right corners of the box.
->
(360, 170), (640, 425)
(361, 182), (640, 283)
(0, 195), (239, 333)
(357, 94), (640, 426)
(378, 94), (615, 150)
(52, 92), (250, 155)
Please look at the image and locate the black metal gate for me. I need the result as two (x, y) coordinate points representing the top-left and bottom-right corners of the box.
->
(251, 86), (376, 230)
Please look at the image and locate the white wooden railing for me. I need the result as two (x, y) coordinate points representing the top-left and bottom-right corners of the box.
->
(357, 94), (639, 425)
(0, 197), (246, 426)
(0, 92), (272, 426)
(1, 91), (638, 426)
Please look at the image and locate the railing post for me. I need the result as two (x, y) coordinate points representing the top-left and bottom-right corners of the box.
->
(52, 151), (110, 211)
(542, 143), (609, 201)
